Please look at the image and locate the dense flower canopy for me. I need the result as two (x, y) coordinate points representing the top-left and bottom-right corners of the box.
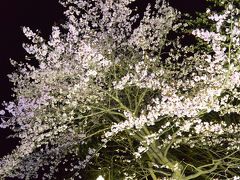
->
(0, 0), (240, 179)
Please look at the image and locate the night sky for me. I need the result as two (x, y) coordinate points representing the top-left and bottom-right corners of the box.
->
(0, 0), (64, 103)
(0, 0), (207, 160)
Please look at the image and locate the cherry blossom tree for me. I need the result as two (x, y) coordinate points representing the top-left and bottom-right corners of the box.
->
(0, 0), (240, 179)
